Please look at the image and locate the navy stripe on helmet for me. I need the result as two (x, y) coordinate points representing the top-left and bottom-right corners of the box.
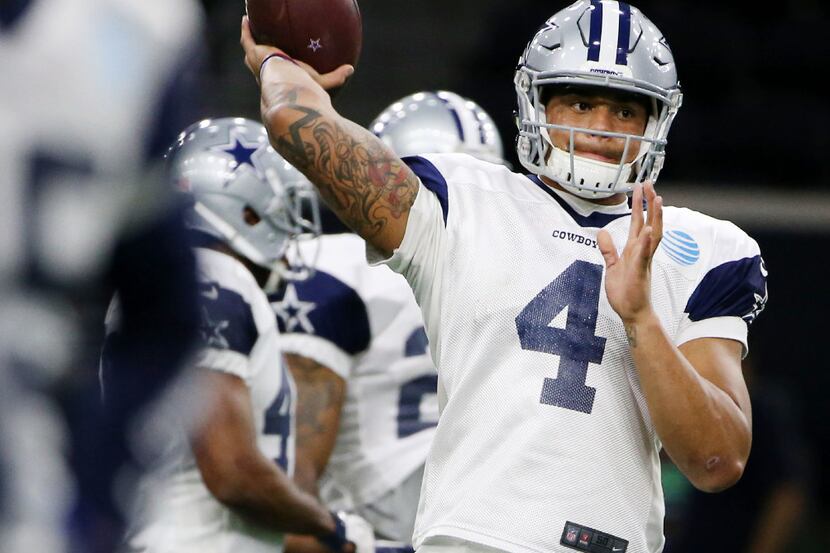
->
(615, 2), (632, 65)
(587, 0), (603, 62)
(473, 106), (488, 145)
(435, 93), (465, 141)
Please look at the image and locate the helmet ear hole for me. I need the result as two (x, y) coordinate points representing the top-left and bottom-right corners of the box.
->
(243, 206), (261, 226)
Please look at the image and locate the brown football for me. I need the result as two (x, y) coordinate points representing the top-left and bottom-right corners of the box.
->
(246, 0), (362, 75)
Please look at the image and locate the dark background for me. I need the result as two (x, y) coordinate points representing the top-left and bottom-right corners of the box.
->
(199, 0), (830, 188)
(197, 1), (829, 549)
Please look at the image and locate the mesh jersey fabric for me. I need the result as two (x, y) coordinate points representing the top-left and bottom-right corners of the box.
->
(368, 153), (766, 553)
(271, 233), (438, 509)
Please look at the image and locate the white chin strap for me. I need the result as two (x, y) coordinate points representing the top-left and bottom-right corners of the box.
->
(546, 146), (632, 199)
(262, 261), (285, 294)
(194, 202), (270, 266)
(194, 201), (288, 294)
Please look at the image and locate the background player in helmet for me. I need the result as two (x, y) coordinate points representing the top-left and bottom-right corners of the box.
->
(103, 117), (373, 553)
(273, 92), (505, 553)
(241, 0), (767, 551)
(371, 91), (506, 166)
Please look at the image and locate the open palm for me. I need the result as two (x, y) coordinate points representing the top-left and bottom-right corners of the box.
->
(597, 182), (663, 323)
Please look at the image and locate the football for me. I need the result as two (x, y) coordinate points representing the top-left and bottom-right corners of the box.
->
(246, 0), (362, 75)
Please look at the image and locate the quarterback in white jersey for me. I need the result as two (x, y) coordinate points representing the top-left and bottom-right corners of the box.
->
(241, 1), (767, 552)
(371, 155), (764, 553)
(108, 118), (373, 553)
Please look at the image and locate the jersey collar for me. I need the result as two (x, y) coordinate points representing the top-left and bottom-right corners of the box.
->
(525, 174), (631, 228)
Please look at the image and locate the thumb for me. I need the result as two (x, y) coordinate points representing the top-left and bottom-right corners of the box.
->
(317, 64), (355, 90)
(597, 230), (619, 268)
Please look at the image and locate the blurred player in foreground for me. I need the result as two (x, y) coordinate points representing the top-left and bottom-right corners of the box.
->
(103, 118), (373, 553)
(274, 91), (503, 553)
(1, 1), (207, 551)
(242, 0), (768, 550)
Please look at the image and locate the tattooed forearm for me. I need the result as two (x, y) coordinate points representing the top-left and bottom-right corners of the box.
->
(625, 324), (637, 348)
(284, 353), (345, 489)
(263, 91), (419, 247)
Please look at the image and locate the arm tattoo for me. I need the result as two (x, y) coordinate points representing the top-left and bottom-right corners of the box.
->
(625, 323), (637, 348)
(284, 353), (345, 480)
(266, 86), (419, 242)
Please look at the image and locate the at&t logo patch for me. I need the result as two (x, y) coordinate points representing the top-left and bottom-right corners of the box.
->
(661, 229), (700, 266)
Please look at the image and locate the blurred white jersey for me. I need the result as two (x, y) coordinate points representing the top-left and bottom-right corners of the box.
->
(369, 154), (767, 553)
(269, 234), (438, 512)
(124, 248), (296, 553)
(1, 1), (203, 551)
(0, 0), (202, 282)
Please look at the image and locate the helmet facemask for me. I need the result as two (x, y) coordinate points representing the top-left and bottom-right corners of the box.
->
(275, 176), (322, 284)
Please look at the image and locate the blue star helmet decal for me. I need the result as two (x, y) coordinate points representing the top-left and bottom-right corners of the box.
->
(211, 127), (262, 171)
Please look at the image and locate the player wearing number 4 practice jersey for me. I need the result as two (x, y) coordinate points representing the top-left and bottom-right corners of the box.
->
(271, 90), (504, 550)
(242, 1), (769, 552)
(102, 118), (374, 553)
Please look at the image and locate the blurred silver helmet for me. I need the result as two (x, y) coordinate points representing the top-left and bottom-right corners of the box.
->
(166, 117), (320, 288)
(515, 0), (683, 198)
(371, 91), (505, 164)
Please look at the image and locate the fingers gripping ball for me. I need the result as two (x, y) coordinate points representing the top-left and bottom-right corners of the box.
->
(245, 0), (362, 74)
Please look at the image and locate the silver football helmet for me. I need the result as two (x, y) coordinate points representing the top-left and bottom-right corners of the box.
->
(371, 91), (505, 164)
(166, 117), (320, 290)
(515, 0), (683, 198)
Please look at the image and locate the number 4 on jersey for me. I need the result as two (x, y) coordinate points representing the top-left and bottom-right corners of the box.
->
(515, 261), (606, 414)
(264, 363), (293, 470)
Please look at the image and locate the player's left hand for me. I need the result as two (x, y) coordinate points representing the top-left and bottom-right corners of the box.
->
(597, 181), (663, 323)
(240, 16), (353, 90)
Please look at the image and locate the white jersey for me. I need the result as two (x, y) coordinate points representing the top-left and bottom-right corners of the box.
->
(125, 248), (296, 553)
(0, 0), (202, 283)
(269, 234), (438, 508)
(1, 1), (202, 551)
(368, 154), (767, 553)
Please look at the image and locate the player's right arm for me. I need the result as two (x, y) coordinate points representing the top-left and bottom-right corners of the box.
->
(191, 370), (340, 537)
(240, 17), (418, 257)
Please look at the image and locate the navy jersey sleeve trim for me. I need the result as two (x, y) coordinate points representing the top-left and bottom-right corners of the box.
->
(685, 255), (768, 324)
(197, 281), (258, 355)
(402, 155), (449, 226)
(269, 270), (370, 355)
